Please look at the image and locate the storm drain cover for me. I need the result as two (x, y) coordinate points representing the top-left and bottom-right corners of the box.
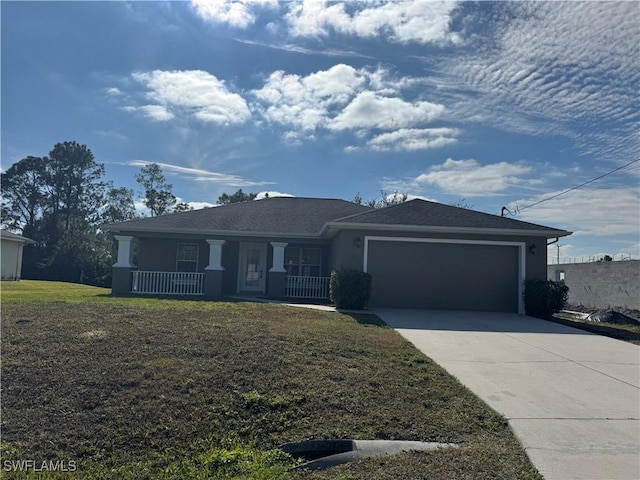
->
(280, 439), (458, 470)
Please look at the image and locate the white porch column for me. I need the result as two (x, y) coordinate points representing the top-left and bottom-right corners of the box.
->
(205, 239), (226, 271)
(269, 242), (288, 273)
(113, 235), (134, 267)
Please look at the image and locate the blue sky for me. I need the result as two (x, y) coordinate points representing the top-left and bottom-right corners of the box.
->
(2, 0), (639, 262)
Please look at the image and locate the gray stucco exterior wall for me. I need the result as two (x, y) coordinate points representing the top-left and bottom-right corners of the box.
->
(327, 229), (548, 312)
(112, 267), (132, 295)
(121, 234), (332, 296)
(115, 228), (550, 311)
(330, 229), (546, 279)
(548, 260), (640, 310)
(137, 238), (210, 272)
(329, 230), (365, 272)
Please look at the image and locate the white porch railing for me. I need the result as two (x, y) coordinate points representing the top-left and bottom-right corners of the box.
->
(131, 271), (204, 296)
(286, 276), (330, 299)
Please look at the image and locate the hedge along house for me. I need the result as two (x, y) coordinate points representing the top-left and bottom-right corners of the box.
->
(105, 197), (571, 313)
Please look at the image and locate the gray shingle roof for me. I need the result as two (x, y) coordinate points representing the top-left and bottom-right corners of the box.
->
(107, 197), (373, 236)
(332, 199), (568, 234)
(106, 197), (569, 238)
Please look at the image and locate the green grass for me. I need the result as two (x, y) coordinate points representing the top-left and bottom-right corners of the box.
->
(1, 281), (541, 479)
(1, 279), (110, 301)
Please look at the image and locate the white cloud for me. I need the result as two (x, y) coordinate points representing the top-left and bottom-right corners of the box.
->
(330, 92), (444, 130)
(439, 1), (639, 161)
(191, 0), (277, 28)
(366, 128), (459, 152)
(286, 0), (461, 44)
(133, 200), (150, 217)
(129, 160), (270, 187)
(105, 87), (122, 96)
(186, 201), (216, 210)
(123, 104), (174, 121)
(508, 187), (640, 237)
(386, 192), (432, 203)
(253, 64), (446, 140)
(130, 70), (251, 125)
(254, 191), (294, 200)
(253, 64), (367, 132)
(414, 158), (532, 196)
(94, 129), (128, 141)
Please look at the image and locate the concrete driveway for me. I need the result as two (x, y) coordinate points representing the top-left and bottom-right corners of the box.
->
(373, 309), (640, 480)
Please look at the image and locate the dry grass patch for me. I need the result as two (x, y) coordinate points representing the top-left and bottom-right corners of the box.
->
(1, 281), (541, 479)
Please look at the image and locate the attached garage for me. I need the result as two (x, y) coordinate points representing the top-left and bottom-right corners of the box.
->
(365, 237), (525, 313)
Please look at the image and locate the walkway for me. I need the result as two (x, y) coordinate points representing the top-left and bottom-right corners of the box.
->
(373, 309), (640, 480)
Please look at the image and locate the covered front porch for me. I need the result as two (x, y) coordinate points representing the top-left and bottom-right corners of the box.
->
(128, 270), (329, 299)
(111, 236), (331, 300)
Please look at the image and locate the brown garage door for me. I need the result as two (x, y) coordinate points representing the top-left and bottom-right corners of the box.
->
(367, 240), (520, 312)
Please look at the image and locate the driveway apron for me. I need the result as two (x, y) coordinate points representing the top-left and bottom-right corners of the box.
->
(373, 309), (640, 480)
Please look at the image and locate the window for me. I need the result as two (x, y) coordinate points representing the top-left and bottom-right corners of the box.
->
(176, 244), (199, 272)
(284, 247), (321, 277)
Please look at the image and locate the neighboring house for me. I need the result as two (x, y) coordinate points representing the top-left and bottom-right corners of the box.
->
(1, 230), (35, 281)
(105, 197), (571, 313)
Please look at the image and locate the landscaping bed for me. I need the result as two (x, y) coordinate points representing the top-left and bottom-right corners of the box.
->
(1, 281), (541, 479)
(551, 306), (640, 345)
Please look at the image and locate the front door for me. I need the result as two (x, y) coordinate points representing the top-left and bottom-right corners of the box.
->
(238, 243), (267, 293)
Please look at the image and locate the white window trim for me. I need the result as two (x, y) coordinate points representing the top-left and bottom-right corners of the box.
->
(285, 247), (322, 277)
(176, 243), (199, 272)
(363, 236), (526, 315)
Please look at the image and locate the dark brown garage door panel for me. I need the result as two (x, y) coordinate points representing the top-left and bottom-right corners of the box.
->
(367, 241), (519, 312)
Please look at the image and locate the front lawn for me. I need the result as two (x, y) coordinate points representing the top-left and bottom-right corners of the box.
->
(1, 281), (540, 479)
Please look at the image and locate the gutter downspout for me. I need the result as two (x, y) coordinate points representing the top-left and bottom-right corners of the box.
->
(547, 237), (560, 266)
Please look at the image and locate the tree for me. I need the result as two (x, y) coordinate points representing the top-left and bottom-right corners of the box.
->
(1, 141), (115, 286)
(135, 163), (177, 216)
(1, 156), (47, 237)
(352, 192), (364, 205)
(174, 202), (193, 213)
(44, 141), (107, 230)
(103, 186), (137, 224)
(38, 142), (109, 283)
(450, 199), (473, 209)
(353, 192), (474, 210)
(217, 189), (257, 205)
(353, 190), (409, 209)
(378, 191), (408, 208)
(97, 186), (138, 284)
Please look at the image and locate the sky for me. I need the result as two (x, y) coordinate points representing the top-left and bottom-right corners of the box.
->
(2, 0), (639, 263)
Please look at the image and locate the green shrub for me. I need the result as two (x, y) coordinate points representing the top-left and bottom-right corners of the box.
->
(330, 270), (372, 310)
(524, 279), (569, 319)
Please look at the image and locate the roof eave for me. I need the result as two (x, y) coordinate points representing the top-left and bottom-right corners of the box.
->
(1, 237), (34, 244)
(105, 225), (322, 239)
(322, 222), (572, 238)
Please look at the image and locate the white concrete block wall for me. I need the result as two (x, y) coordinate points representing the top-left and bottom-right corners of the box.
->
(547, 260), (640, 310)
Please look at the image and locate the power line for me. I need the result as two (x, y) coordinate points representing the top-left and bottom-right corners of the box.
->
(502, 158), (640, 217)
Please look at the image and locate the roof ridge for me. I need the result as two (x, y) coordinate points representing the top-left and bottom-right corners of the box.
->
(330, 198), (426, 222)
(329, 198), (568, 233)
